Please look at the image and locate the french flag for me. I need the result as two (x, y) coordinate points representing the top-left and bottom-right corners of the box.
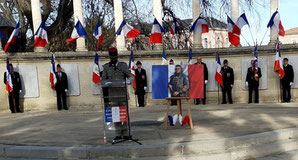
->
(4, 21), (20, 52)
(66, 20), (87, 42)
(267, 11), (285, 37)
(232, 13), (249, 37)
(149, 18), (165, 43)
(92, 53), (101, 83)
(274, 42), (285, 78)
(6, 58), (13, 93)
(105, 106), (127, 122)
(215, 53), (223, 87)
(161, 49), (167, 65)
(253, 45), (259, 81)
(190, 16), (209, 34)
(128, 50), (136, 91)
(188, 48), (193, 64)
(49, 53), (56, 90)
(227, 15), (240, 47)
(170, 18), (179, 35)
(115, 20), (140, 39)
(33, 21), (48, 47)
(93, 20), (103, 47)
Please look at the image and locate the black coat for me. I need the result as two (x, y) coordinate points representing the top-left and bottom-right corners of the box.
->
(55, 72), (68, 91)
(3, 71), (22, 91)
(135, 68), (147, 95)
(194, 62), (208, 81)
(221, 66), (234, 87)
(281, 64), (294, 84)
(246, 67), (262, 86)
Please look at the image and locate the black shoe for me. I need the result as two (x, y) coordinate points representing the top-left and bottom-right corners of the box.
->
(58, 109), (62, 111)
(113, 136), (122, 141)
(221, 102), (227, 104)
(63, 108), (68, 110)
(255, 101), (259, 104)
(195, 102), (200, 105)
(248, 101), (252, 104)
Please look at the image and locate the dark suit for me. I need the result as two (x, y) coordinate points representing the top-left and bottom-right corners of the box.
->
(4, 71), (22, 113)
(135, 68), (147, 107)
(194, 62), (208, 104)
(221, 66), (234, 104)
(55, 72), (68, 110)
(246, 67), (262, 103)
(281, 64), (294, 102)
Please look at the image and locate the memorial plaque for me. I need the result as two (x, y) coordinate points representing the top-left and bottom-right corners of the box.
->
(15, 65), (39, 98)
(241, 58), (267, 90)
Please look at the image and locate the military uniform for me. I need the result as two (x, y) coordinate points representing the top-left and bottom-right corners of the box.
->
(4, 70), (22, 113)
(221, 66), (234, 104)
(246, 67), (262, 103)
(135, 67), (147, 107)
(169, 72), (189, 97)
(282, 64), (294, 102)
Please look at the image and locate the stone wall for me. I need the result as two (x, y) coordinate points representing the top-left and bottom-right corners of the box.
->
(0, 44), (297, 111)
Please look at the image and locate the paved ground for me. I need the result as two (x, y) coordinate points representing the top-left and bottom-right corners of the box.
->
(0, 103), (298, 147)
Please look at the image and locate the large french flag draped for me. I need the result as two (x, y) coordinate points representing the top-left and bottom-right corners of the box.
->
(190, 16), (209, 34)
(105, 106), (127, 122)
(6, 58), (13, 93)
(161, 49), (167, 65)
(33, 21), (48, 47)
(149, 18), (165, 43)
(232, 13), (249, 46)
(170, 18), (179, 35)
(128, 50), (136, 91)
(215, 53), (223, 87)
(4, 21), (20, 52)
(66, 20), (87, 42)
(93, 20), (103, 47)
(188, 65), (204, 98)
(116, 20), (140, 39)
(227, 15), (239, 47)
(92, 53), (101, 83)
(274, 42), (285, 78)
(267, 11), (285, 37)
(49, 53), (56, 90)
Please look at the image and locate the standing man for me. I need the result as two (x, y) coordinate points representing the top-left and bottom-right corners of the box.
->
(3, 64), (22, 113)
(55, 64), (68, 110)
(135, 61), (147, 107)
(246, 60), (262, 103)
(195, 57), (208, 105)
(281, 58), (294, 103)
(102, 48), (134, 140)
(221, 60), (234, 104)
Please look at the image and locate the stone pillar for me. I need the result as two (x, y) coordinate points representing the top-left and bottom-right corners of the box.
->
(269, 0), (279, 45)
(114, 0), (126, 51)
(153, 0), (163, 50)
(73, 0), (87, 51)
(230, 0), (239, 22)
(31, 0), (46, 52)
(192, 0), (202, 48)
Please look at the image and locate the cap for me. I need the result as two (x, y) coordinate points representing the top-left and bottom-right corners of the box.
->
(108, 48), (118, 58)
(136, 61), (142, 65)
(169, 59), (174, 62)
(283, 58), (288, 61)
(223, 59), (228, 64)
(57, 64), (61, 68)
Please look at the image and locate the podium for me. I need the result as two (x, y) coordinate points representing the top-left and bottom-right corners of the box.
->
(101, 79), (141, 145)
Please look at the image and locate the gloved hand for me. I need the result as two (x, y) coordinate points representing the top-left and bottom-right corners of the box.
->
(290, 82), (293, 86)
(245, 82), (248, 86)
(65, 89), (68, 92)
(204, 80), (208, 84)
(104, 82), (112, 86)
(19, 90), (22, 93)
(230, 84), (233, 88)
(144, 86), (147, 90)
(126, 80), (131, 85)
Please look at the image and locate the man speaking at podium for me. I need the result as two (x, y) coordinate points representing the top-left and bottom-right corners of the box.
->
(102, 48), (134, 141)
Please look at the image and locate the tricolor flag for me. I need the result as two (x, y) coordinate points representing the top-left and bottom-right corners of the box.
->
(267, 11), (285, 37)
(170, 18), (179, 35)
(190, 16), (209, 34)
(6, 58), (13, 93)
(4, 21), (20, 52)
(33, 21), (48, 47)
(231, 13), (249, 46)
(253, 45), (259, 81)
(128, 50), (136, 91)
(188, 48), (193, 64)
(115, 20), (140, 39)
(274, 42), (285, 78)
(66, 20), (87, 42)
(215, 53), (223, 87)
(49, 53), (56, 90)
(93, 20), (103, 47)
(227, 15), (239, 47)
(92, 53), (101, 84)
(161, 49), (167, 65)
(105, 106), (127, 122)
(149, 18), (165, 43)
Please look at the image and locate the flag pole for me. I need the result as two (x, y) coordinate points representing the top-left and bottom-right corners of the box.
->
(259, 28), (269, 46)
(248, 26), (256, 46)
(240, 34), (251, 47)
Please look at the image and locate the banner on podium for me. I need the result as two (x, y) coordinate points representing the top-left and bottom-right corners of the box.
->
(105, 106), (127, 122)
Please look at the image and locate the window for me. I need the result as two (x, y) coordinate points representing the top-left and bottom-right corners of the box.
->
(204, 38), (208, 48)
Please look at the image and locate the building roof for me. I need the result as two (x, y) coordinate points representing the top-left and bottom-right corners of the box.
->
(179, 17), (227, 29)
(285, 27), (298, 35)
(0, 14), (14, 28)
